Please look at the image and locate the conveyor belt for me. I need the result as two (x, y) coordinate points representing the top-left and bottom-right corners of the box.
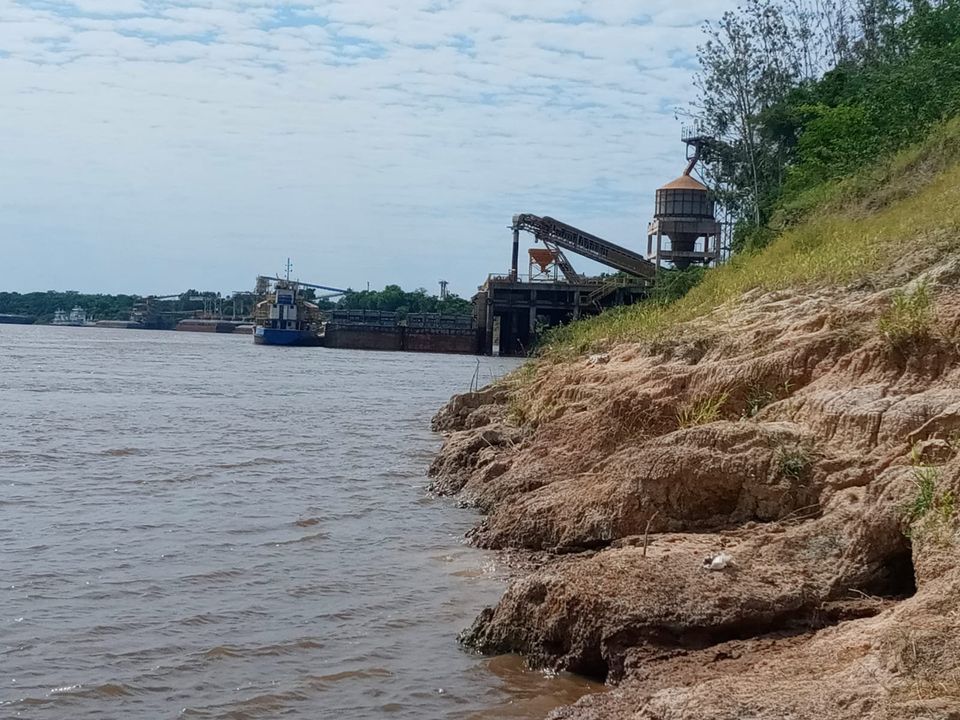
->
(512, 214), (656, 279)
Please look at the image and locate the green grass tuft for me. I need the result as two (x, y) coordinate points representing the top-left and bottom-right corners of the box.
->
(878, 282), (934, 350)
(676, 393), (728, 429)
(904, 460), (957, 545)
(777, 445), (812, 482)
(744, 378), (793, 418)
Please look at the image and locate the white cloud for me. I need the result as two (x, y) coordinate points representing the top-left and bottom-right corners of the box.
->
(0, 0), (725, 295)
(69, 0), (148, 15)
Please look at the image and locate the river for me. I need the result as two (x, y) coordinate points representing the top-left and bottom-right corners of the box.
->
(0, 325), (599, 719)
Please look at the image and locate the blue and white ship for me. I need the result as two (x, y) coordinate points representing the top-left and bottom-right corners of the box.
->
(253, 280), (322, 346)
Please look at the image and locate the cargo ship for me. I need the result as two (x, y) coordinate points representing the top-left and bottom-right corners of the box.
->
(253, 279), (323, 346)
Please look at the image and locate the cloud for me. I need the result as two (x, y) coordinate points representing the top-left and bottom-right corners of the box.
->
(0, 0), (725, 295)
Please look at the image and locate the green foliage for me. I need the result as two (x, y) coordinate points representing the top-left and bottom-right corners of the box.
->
(695, 0), (960, 241)
(878, 282), (933, 350)
(649, 267), (707, 303)
(773, 115), (960, 226)
(745, 378), (792, 418)
(782, 104), (876, 194)
(695, 0), (801, 225)
(334, 284), (471, 318)
(908, 465), (939, 522)
(676, 392), (728, 429)
(732, 222), (777, 255)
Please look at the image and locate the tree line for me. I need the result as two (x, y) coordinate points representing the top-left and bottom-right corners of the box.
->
(0, 285), (472, 323)
(0, 291), (138, 322)
(692, 0), (960, 252)
(310, 285), (472, 318)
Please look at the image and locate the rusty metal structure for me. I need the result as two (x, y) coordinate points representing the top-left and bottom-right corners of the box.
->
(528, 248), (563, 282)
(646, 126), (722, 269)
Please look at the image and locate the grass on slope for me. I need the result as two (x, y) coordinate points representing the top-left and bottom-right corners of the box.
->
(541, 118), (960, 359)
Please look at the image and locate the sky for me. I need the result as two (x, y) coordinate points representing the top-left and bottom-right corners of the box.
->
(0, 0), (730, 297)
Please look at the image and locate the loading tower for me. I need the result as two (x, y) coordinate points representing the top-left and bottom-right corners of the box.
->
(646, 125), (722, 269)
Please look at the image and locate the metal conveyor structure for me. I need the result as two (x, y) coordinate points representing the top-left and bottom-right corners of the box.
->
(511, 213), (656, 281)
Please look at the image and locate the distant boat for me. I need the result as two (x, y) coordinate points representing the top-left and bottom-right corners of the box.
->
(253, 280), (322, 346)
(0, 314), (35, 325)
(52, 306), (91, 326)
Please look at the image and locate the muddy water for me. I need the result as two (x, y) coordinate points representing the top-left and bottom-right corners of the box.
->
(0, 326), (600, 719)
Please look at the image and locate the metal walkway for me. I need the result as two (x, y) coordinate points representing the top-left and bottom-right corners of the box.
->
(512, 214), (656, 280)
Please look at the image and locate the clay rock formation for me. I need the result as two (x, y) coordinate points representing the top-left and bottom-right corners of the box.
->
(431, 260), (960, 719)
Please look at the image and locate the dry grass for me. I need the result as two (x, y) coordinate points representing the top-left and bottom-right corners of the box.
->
(884, 626), (960, 702)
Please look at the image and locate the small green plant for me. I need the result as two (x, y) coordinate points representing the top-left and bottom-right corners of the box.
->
(676, 392), (728, 429)
(878, 282), (933, 349)
(506, 361), (538, 388)
(907, 464), (938, 521)
(744, 379), (793, 418)
(904, 458), (957, 545)
(777, 445), (812, 481)
(745, 386), (776, 418)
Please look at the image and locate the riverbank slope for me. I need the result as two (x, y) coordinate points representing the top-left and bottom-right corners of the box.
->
(430, 126), (960, 718)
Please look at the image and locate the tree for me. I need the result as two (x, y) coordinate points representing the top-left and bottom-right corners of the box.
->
(692, 0), (960, 252)
(694, 0), (800, 228)
(333, 285), (472, 318)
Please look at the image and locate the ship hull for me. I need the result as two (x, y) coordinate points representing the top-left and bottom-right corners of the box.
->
(254, 327), (321, 346)
(0, 314), (35, 325)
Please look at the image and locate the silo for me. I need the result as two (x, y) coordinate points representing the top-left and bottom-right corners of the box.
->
(646, 135), (722, 270)
(653, 174), (716, 268)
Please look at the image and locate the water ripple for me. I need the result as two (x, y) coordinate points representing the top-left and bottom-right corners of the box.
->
(0, 326), (577, 720)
